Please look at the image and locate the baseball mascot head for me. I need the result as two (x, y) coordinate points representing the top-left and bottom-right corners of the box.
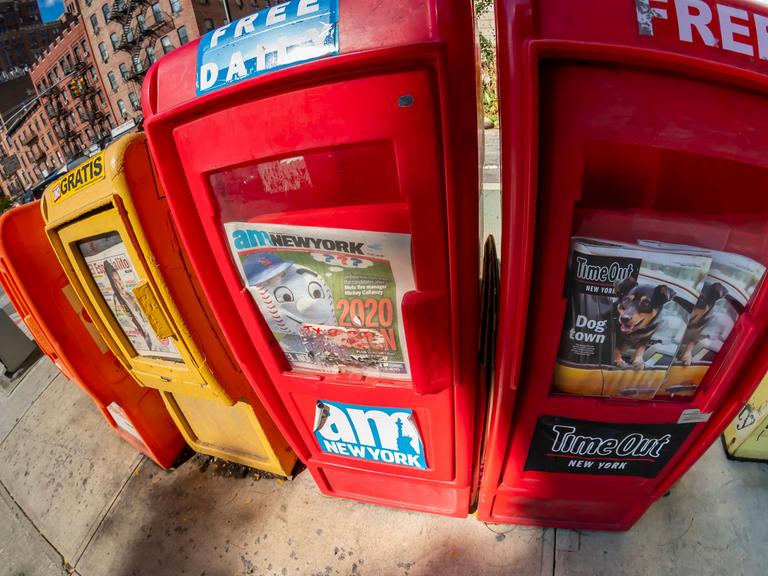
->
(243, 253), (336, 334)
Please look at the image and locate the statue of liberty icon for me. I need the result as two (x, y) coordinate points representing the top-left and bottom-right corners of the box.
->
(396, 417), (418, 455)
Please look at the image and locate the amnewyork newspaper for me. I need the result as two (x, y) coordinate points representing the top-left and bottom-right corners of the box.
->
(225, 222), (415, 379)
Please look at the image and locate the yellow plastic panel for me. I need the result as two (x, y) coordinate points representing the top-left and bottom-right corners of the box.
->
(132, 280), (174, 340)
(162, 393), (296, 476)
(724, 373), (768, 461)
(41, 134), (232, 404)
(731, 427), (768, 461)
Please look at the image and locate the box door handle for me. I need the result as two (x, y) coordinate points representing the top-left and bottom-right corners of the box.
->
(131, 280), (174, 340)
(401, 290), (451, 395)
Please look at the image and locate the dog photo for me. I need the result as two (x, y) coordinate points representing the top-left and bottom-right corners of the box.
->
(553, 237), (711, 398)
(640, 243), (767, 398)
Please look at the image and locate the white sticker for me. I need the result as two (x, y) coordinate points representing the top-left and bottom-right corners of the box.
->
(106, 402), (144, 443)
(678, 409), (712, 424)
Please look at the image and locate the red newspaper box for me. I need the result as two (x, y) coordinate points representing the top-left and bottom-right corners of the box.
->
(479, 0), (768, 529)
(0, 202), (185, 468)
(142, 0), (481, 515)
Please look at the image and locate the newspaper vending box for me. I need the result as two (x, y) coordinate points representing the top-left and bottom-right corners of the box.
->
(142, 0), (482, 515)
(724, 372), (768, 461)
(41, 134), (296, 476)
(0, 202), (185, 468)
(478, 0), (768, 529)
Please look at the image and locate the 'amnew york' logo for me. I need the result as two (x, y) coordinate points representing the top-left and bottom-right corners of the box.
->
(313, 400), (427, 469)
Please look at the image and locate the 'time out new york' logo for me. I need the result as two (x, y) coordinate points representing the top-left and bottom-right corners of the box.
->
(550, 425), (671, 459)
(635, 0), (768, 62)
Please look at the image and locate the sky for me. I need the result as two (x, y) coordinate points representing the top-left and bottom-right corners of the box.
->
(37, 0), (65, 23)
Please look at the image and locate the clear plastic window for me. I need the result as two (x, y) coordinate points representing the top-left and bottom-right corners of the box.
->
(78, 232), (183, 362)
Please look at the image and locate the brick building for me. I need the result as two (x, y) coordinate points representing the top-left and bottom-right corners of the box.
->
(31, 14), (114, 159)
(0, 13), (115, 200)
(0, 96), (61, 199)
(78, 0), (273, 128)
(0, 0), (64, 76)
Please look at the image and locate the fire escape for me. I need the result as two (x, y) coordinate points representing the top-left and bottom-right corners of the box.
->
(72, 61), (110, 147)
(44, 84), (79, 160)
(110, 0), (173, 104)
(42, 60), (110, 162)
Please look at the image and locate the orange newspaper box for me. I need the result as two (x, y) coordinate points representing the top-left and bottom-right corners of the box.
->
(0, 202), (185, 468)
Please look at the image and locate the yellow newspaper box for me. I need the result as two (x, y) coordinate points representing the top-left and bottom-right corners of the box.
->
(41, 133), (296, 475)
(724, 374), (768, 462)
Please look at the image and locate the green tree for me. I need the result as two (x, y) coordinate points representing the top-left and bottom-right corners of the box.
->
(475, 0), (498, 123)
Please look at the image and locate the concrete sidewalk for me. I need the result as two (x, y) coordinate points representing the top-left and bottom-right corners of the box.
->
(2, 131), (768, 575)
(2, 356), (767, 576)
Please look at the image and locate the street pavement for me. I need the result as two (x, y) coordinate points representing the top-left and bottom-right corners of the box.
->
(1, 130), (767, 575)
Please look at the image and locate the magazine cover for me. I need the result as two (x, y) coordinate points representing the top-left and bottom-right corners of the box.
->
(78, 233), (183, 362)
(640, 242), (766, 398)
(553, 237), (711, 398)
(224, 222), (415, 379)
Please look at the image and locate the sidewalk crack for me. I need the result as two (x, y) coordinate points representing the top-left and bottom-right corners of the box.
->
(0, 478), (78, 575)
(73, 454), (145, 569)
(552, 528), (557, 576)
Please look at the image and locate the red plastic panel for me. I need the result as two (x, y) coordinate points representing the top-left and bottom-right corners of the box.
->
(143, 0), (480, 516)
(0, 203), (185, 468)
(480, 0), (768, 529)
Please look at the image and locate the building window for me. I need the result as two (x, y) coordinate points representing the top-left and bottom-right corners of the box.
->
(119, 63), (129, 81)
(236, 0), (243, 7)
(169, 0), (181, 14)
(107, 71), (118, 90)
(118, 100), (128, 119)
(77, 105), (85, 121)
(74, 45), (82, 62)
(90, 14), (99, 35)
(177, 25), (189, 45)
(98, 42), (108, 62)
(151, 2), (163, 23)
(88, 66), (97, 81)
(136, 13), (146, 32)
(110, 32), (119, 50)
(101, 3), (111, 25)
(97, 91), (105, 106)
(204, 18), (214, 31)
(160, 35), (173, 54)
(81, 39), (89, 56)
(129, 92), (140, 110)
(146, 45), (156, 65)
(65, 53), (74, 69)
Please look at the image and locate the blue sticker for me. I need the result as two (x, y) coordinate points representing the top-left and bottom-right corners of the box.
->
(313, 400), (427, 470)
(196, 0), (339, 96)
